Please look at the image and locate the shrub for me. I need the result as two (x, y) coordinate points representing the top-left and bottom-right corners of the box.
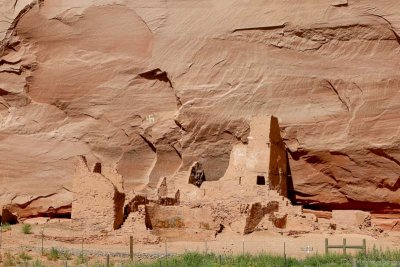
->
(46, 247), (60, 261)
(19, 252), (32, 262)
(1, 223), (12, 232)
(60, 249), (72, 260)
(32, 259), (45, 267)
(75, 253), (89, 265)
(21, 223), (32, 234)
(3, 253), (16, 266)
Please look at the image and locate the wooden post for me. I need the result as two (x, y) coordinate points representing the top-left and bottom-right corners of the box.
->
(106, 255), (110, 267)
(205, 241), (208, 255)
(165, 241), (168, 260)
(362, 239), (366, 254)
(41, 231), (44, 256)
(325, 238), (328, 255)
(242, 241), (244, 255)
(343, 238), (347, 255)
(130, 236), (133, 261)
(81, 235), (84, 257)
(219, 255), (222, 266)
(284, 242), (287, 267)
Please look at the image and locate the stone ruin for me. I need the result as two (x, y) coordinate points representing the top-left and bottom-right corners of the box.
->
(71, 156), (125, 232)
(70, 115), (377, 241)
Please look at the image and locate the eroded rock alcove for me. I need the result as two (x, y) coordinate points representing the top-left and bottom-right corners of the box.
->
(0, 0), (399, 237)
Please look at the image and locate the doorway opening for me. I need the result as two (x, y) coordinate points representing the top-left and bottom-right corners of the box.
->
(257, 175), (266, 185)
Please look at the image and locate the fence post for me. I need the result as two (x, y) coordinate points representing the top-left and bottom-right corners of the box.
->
(284, 242), (287, 267)
(41, 231), (44, 256)
(106, 254), (110, 267)
(343, 238), (347, 255)
(362, 239), (366, 254)
(165, 241), (168, 259)
(219, 254), (222, 266)
(325, 238), (328, 255)
(81, 235), (84, 256)
(242, 241), (244, 255)
(205, 241), (208, 255)
(130, 236), (133, 261)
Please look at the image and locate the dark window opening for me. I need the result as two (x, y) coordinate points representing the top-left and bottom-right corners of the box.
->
(93, 162), (102, 174)
(257, 175), (266, 185)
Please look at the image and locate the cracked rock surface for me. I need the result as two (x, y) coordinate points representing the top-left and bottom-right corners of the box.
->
(0, 0), (399, 218)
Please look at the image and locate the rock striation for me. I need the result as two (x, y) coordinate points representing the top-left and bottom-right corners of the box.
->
(0, 0), (399, 225)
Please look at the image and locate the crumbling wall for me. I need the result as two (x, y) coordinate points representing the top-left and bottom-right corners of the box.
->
(223, 115), (288, 196)
(156, 177), (180, 205)
(72, 156), (125, 232)
(145, 204), (218, 240)
(243, 201), (279, 234)
(124, 195), (148, 215)
(268, 116), (288, 196)
(243, 116), (271, 186)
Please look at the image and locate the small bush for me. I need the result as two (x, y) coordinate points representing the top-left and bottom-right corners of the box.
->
(19, 252), (32, 262)
(21, 223), (32, 234)
(75, 253), (89, 265)
(3, 253), (16, 266)
(60, 249), (72, 260)
(46, 247), (60, 261)
(32, 259), (45, 267)
(1, 223), (12, 232)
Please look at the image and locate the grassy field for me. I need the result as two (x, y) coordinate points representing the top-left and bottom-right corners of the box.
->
(129, 250), (400, 267)
(2, 247), (400, 266)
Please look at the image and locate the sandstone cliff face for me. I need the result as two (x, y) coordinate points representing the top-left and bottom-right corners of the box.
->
(0, 0), (399, 217)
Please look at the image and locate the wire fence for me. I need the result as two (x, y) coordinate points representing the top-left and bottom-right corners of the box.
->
(0, 223), (397, 266)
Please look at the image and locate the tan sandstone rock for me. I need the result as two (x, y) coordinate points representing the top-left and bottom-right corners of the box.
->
(332, 210), (372, 230)
(0, 0), (399, 231)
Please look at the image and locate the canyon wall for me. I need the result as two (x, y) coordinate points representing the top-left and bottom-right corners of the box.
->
(0, 0), (399, 217)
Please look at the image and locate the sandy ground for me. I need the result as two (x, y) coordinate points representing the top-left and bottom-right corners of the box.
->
(1, 219), (400, 265)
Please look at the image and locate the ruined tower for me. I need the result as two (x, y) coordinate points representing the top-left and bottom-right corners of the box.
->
(225, 115), (288, 196)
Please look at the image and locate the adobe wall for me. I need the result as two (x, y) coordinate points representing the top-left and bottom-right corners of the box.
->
(268, 116), (288, 196)
(72, 157), (125, 232)
(221, 116), (288, 196)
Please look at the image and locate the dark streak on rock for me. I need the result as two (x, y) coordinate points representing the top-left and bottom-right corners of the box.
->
(232, 24), (286, 33)
(139, 134), (157, 153)
(368, 148), (400, 167)
(138, 68), (173, 88)
(324, 80), (350, 111)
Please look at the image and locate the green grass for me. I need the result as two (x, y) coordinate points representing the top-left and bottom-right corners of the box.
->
(46, 247), (60, 261)
(60, 249), (73, 260)
(1, 222), (12, 232)
(32, 259), (46, 267)
(19, 252), (32, 262)
(21, 223), (32, 234)
(114, 251), (400, 267)
(3, 252), (16, 266)
(2, 249), (400, 267)
(75, 253), (90, 265)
